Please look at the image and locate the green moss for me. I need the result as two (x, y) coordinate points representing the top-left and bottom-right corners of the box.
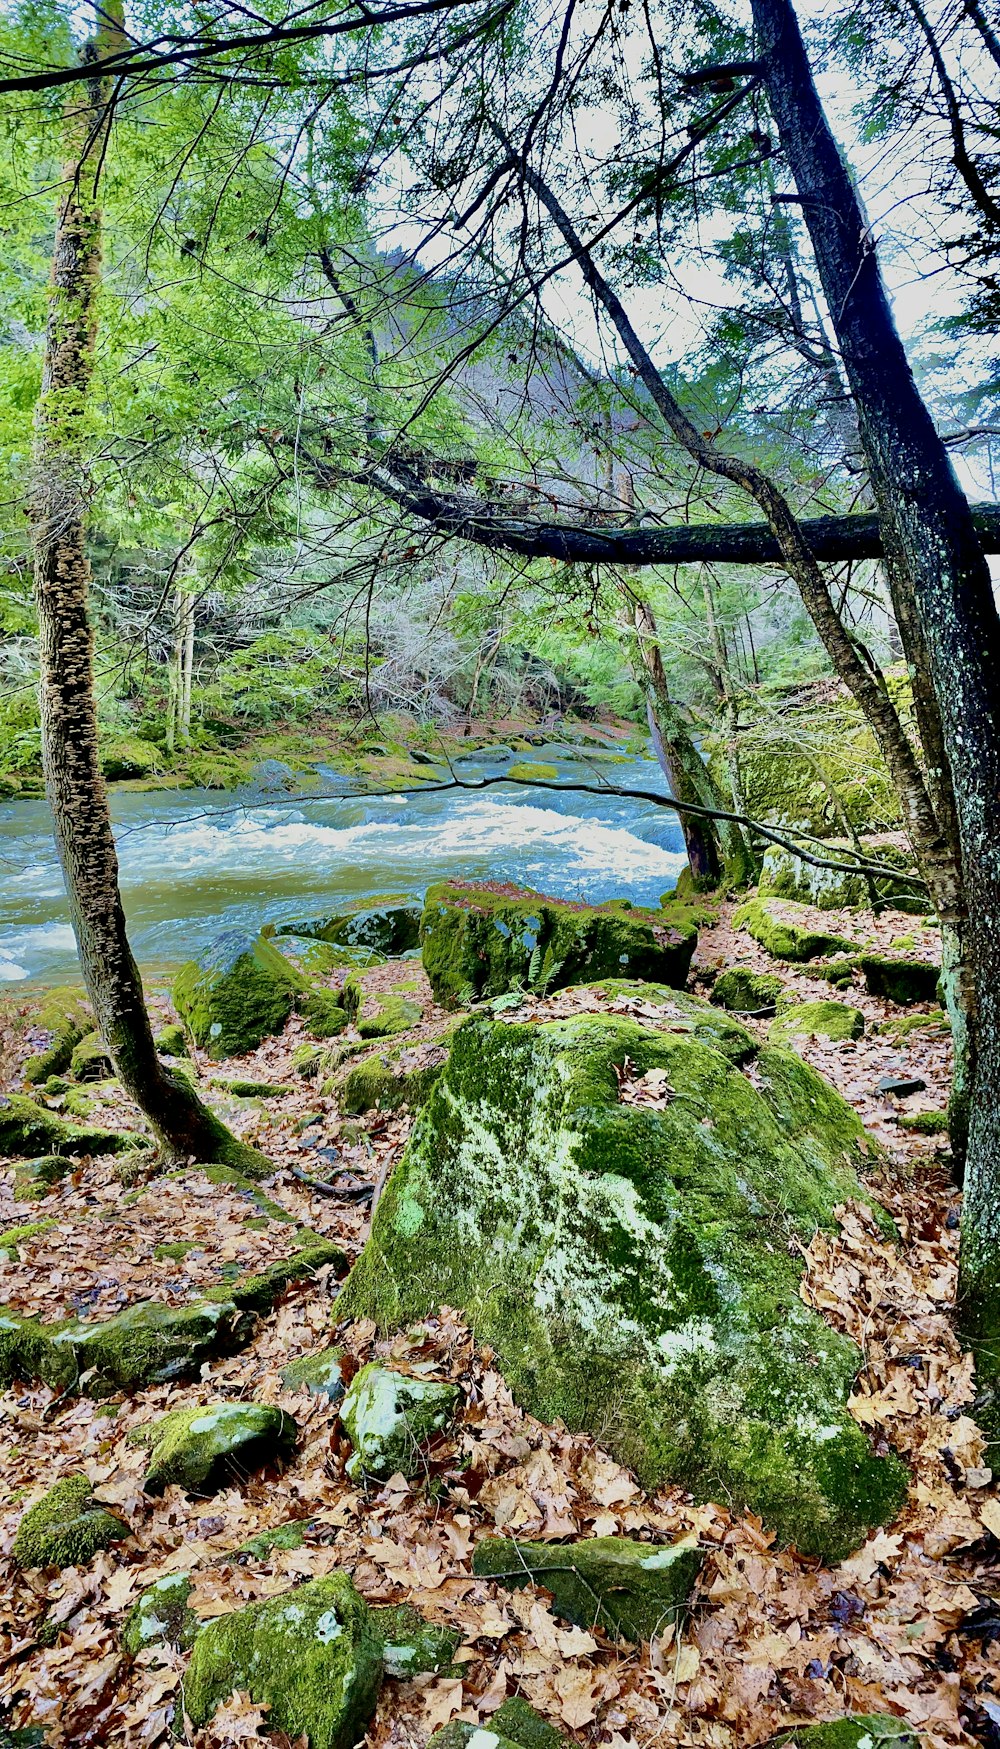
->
(507, 762), (560, 782)
(769, 1002), (865, 1044)
(811, 958), (862, 984)
(0, 1296), (255, 1397)
(734, 899), (858, 963)
(876, 1010), (949, 1042)
(22, 989), (93, 1085)
(420, 882), (698, 1008)
(0, 1093), (144, 1159)
(1, 1219), (56, 1258)
(281, 1345), (347, 1400)
(857, 955), (940, 1005)
(99, 736), (161, 781)
(61, 1087), (97, 1119)
(374, 1604), (461, 1678)
(492, 1697), (567, 1749)
(279, 898), (422, 956)
(182, 1573), (384, 1749)
(358, 994), (422, 1039)
(292, 1043), (323, 1077)
(430, 1726), (522, 1749)
(12, 1155), (73, 1201)
(69, 1034), (112, 1082)
(153, 1241), (198, 1262)
(122, 1572), (198, 1655)
(711, 968), (785, 1013)
(338, 1007), (905, 1559)
(13, 1475), (126, 1569)
(173, 931), (309, 1059)
(765, 1718), (919, 1749)
(205, 1235), (347, 1314)
(472, 1535), (702, 1642)
(301, 991), (350, 1038)
(154, 1023), (188, 1058)
(758, 842), (925, 914)
(338, 1055), (443, 1115)
(239, 1520), (310, 1558)
(584, 979), (757, 1063)
(139, 1401), (298, 1494)
(896, 1110), (949, 1135)
(210, 1076), (289, 1098)
(340, 1363), (459, 1480)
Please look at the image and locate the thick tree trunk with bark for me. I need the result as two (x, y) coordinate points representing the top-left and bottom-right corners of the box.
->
(27, 12), (269, 1175)
(750, 0), (1000, 1373)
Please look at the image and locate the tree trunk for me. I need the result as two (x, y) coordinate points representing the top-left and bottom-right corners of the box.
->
(27, 8), (270, 1176)
(179, 585), (195, 741)
(750, 0), (1000, 1371)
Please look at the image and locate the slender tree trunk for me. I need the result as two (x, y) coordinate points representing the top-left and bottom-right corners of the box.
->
(27, 8), (269, 1175)
(179, 586), (195, 741)
(750, 0), (1000, 1370)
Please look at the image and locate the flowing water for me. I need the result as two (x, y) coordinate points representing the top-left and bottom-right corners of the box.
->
(0, 744), (687, 984)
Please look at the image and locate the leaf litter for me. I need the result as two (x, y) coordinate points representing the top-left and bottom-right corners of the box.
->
(0, 906), (997, 1749)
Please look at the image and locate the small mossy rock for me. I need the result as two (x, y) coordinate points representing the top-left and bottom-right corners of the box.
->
(734, 899), (858, 963)
(897, 1110), (949, 1135)
(811, 959), (862, 984)
(22, 989), (94, 1085)
(338, 1055), (443, 1116)
(430, 1728), (524, 1749)
(0, 1297), (253, 1396)
(293, 1042), (323, 1077)
(765, 1717), (919, 1749)
(492, 1697), (567, 1749)
(280, 897), (422, 956)
(472, 1535), (701, 1642)
(374, 1603), (461, 1677)
(340, 1363), (459, 1480)
(13, 1475), (126, 1570)
(420, 881), (697, 1007)
(301, 991), (350, 1039)
(358, 994), (423, 1039)
(69, 1034), (113, 1082)
(0, 1093), (143, 1159)
(759, 840), (926, 914)
(337, 1006), (907, 1559)
(769, 1002), (865, 1045)
(61, 1087), (96, 1120)
(99, 736), (160, 781)
(711, 967), (785, 1013)
(141, 1401), (298, 1494)
(876, 1010), (949, 1042)
(1, 1220), (56, 1259)
(181, 1572), (384, 1749)
(239, 1520), (309, 1558)
(173, 931), (309, 1059)
(281, 1345), (347, 1401)
(210, 1077), (289, 1099)
(154, 1024), (188, 1058)
(506, 761), (560, 782)
(857, 955), (940, 1005)
(206, 1236), (347, 1316)
(121, 1572), (199, 1655)
(12, 1156), (73, 1202)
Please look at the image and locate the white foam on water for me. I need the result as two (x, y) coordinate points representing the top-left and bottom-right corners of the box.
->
(0, 922), (76, 980)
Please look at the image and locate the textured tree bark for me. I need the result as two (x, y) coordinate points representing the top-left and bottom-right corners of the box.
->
(27, 8), (270, 1174)
(750, 0), (1000, 1375)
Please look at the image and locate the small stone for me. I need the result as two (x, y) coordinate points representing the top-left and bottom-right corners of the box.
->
(140, 1401), (298, 1495)
(239, 1519), (310, 1557)
(340, 1363), (458, 1481)
(182, 1573), (384, 1749)
(765, 1717), (920, 1749)
(492, 1696), (568, 1749)
(281, 1345), (347, 1401)
(430, 1727), (522, 1749)
(471, 1534), (703, 1642)
(711, 967), (784, 1013)
(12, 1156), (73, 1202)
(121, 1571), (198, 1655)
(13, 1474), (127, 1570)
(69, 1034), (114, 1082)
(769, 1001), (865, 1045)
(374, 1603), (461, 1677)
(877, 1075), (927, 1097)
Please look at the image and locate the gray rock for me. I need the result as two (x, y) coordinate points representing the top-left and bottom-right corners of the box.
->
(340, 1363), (458, 1480)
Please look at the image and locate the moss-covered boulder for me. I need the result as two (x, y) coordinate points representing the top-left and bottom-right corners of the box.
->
(374, 1604), (461, 1678)
(121, 1572), (199, 1655)
(140, 1401), (298, 1494)
(769, 1002), (865, 1045)
(281, 1345), (347, 1400)
(0, 1296), (254, 1396)
(473, 1534), (701, 1643)
(13, 1475), (126, 1569)
(420, 882), (697, 1008)
(491, 1698), (567, 1749)
(173, 931), (309, 1058)
(340, 1363), (459, 1481)
(857, 955), (940, 1005)
(99, 736), (160, 781)
(586, 980), (757, 1063)
(734, 899), (858, 963)
(711, 968), (785, 1013)
(69, 1034), (113, 1081)
(301, 991), (350, 1038)
(181, 1573), (384, 1749)
(280, 897), (422, 956)
(338, 1003), (907, 1558)
(1, 1219), (56, 1258)
(759, 841), (926, 914)
(22, 989), (94, 1085)
(765, 1719), (919, 1749)
(12, 1156), (74, 1201)
(0, 1093), (143, 1158)
(358, 994), (422, 1039)
(154, 1023), (188, 1058)
(337, 1054), (444, 1116)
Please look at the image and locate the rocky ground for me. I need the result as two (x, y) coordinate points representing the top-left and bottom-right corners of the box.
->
(0, 898), (997, 1749)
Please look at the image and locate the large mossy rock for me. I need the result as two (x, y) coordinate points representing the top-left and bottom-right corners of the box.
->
(13, 1475), (126, 1569)
(759, 841), (926, 914)
(181, 1573), (384, 1749)
(340, 1362), (459, 1480)
(857, 955), (940, 1006)
(338, 999), (907, 1558)
(140, 1401), (297, 1494)
(765, 1719), (919, 1749)
(0, 1297), (253, 1396)
(173, 931), (309, 1058)
(473, 1534), (702, 1642)
(0, 1093), (143, 1159)
(279, 896), (422, 956)
(420, 882), (697, 1007)
(734, 898), (858, 962)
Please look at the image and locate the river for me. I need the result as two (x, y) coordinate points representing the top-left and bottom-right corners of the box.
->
(0, 743), (687, 984)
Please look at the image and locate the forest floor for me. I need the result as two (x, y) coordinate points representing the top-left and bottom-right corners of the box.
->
(1, 900), (997, 1749)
